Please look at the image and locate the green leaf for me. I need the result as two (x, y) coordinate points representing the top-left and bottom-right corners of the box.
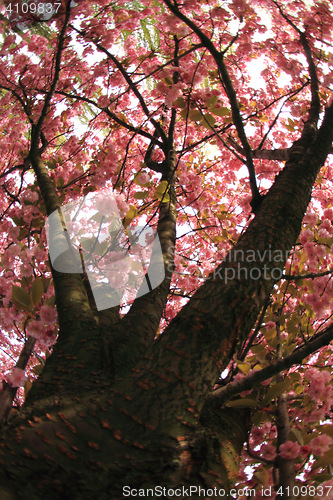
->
(56, 177), (64, 189)
(312, 473), (333, 483)
(140, 18), (154, 51)
(39, 203), (47, 215)
(40, 276), (52, 293)
(35, 353), (45, 365)
(316, 424), (333, 438)
(155, 181), (170, 202)
(262, 378), (292, 404)
(44, 295), (56, 307)
(237, 361), (251, 374)
(211, 106), (231, 117)
(264, 328), (276, 341)
(173, 97), (186, 108)
(313, 449), (333, 469)
(155, 191), (170, 202)
(18, 228), (29, 240)
(188, 109), (203, 121)
(133, 191), (149, 200)
(201, 113), (216, 130)
(21, 276), (33, 288)
(31, 218), (45, 229)
(284, 123), (295, 132)
(24, 380), (33, 398)
(46, 159), (57, 170)
(11, 285), (32, 311)
(251, 344), (266, 361)
(227, 398), (258, 408)
(252, 411), (264, 426)
(206, 95), (218, 107)
(123, 206), (138, 228)
(289, 428), (304, 446)
(253, 468), (269, 485)
(30, 278), (44, 307)
(11, 215), (25, 226)
(180, 107), (189, 119)
(83, 185), (97, 196)
(155, 180), (169, 193)
(32, 364), (44, 375)
(58, 194), (66, 204)
(163, 76), (173, 85)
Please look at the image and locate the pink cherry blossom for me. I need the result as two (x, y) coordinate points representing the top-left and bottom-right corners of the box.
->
(260, 444), (277, 461)
(20, 263), (33, 277)
(137, 172), (150, 185)
(305, 368), (331, 401)
(323, 208), (333, 220)
(309, 434), (333, 456)
(303, 210), (318, 226)
(97, 95), (110, 108)
(6, 368), (27, 388)
(251, 427), (265, 446)
(300, 228), (313, 244)
(27, 320), (45, 339)
(95, 192), (118, 217)
(40, 305), (58, 325)
(304, 241), (317, 261)
(38, 327), (58, 348)
(279, 441), (301, 460)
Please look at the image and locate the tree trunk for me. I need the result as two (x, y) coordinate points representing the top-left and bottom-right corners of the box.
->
(1, 107), (333, 499)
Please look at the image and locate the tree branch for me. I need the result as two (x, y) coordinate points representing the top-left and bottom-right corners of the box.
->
(228, 136), (333, 161)
(50, 89), (165, 147)
(228, 136), (292, 161)
(163, 0), (262, 212)
(168, 35), (180, 147)
(276, 325), (296, 498)
(108, 149), (177, 376)
(70, 24), (169, 152)
(32, 0), (71, 147)
(207, 322), (333, 407)
(299, 31), (321, 136)
(272, 2), (321, 161)
(0, 336), (36, 426)
(283, 268), (333, 280)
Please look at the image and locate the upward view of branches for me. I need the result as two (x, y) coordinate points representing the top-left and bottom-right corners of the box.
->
(0, 0), (333, 499)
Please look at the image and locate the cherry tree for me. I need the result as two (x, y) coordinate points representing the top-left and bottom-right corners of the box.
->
(0, 0), (333, 498)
